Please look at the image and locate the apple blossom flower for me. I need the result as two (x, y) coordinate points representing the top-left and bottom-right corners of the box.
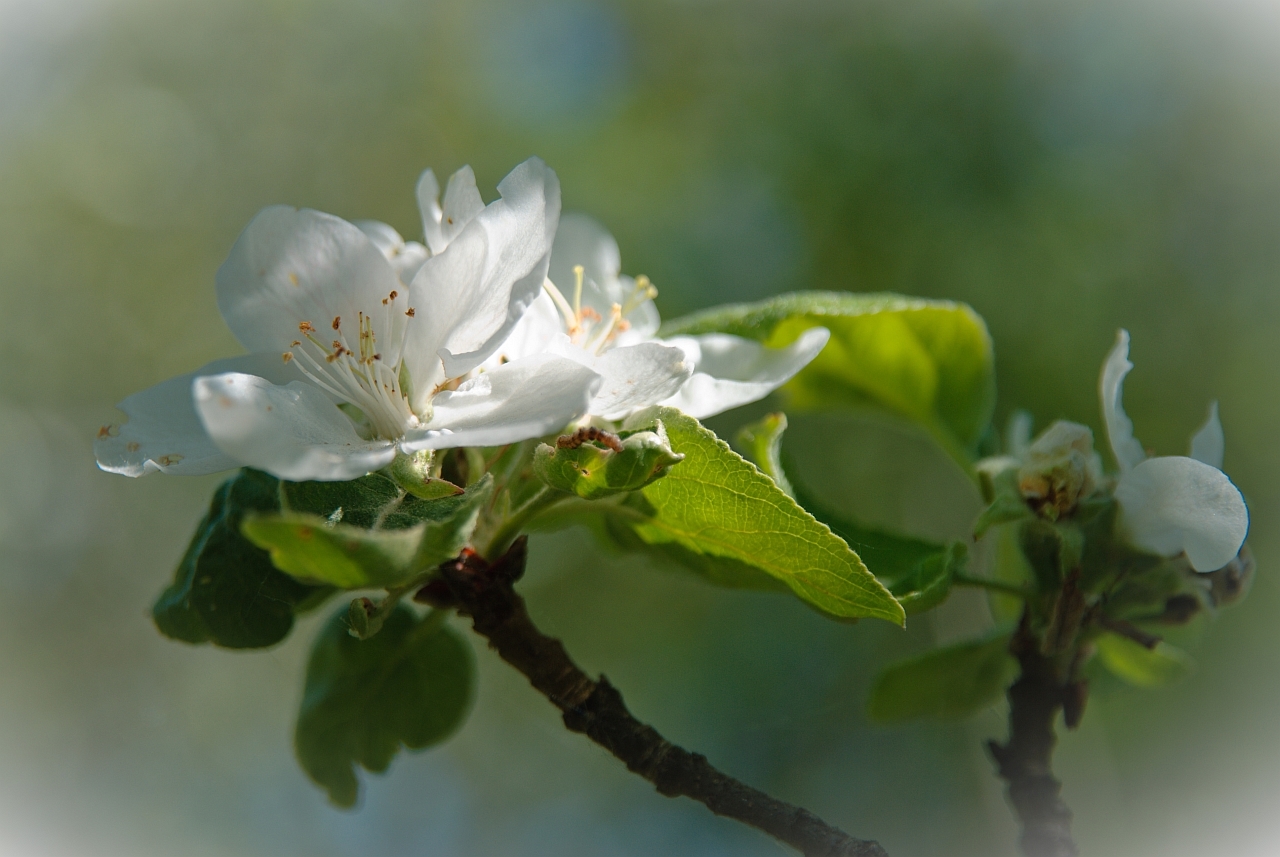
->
(1100, 329), (1248, 572)
(96, 158), (601, 482)
(484, 213), (830, 421)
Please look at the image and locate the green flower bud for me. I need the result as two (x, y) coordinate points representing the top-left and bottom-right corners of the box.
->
(534, 422), (684, 500)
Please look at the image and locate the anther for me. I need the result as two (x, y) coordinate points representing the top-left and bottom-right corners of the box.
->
(282, 352), (294, 363)
(406, 308), (416, 317)
(299, 321), (315, 333)
(390, 290), (398, 300)
(292, 340), (301, 347)
(332, 316), (341, 330)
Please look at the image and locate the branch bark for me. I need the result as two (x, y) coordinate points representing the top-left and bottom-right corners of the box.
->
(421, 537), (887, 857)
(986, 612), (1078, 857)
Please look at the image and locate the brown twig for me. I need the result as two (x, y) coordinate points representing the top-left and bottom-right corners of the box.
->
(422, 537), (887, 857)
(987, 611), (1078, 857)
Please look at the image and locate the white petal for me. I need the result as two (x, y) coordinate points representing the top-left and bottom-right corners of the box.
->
(94, 354), (310, 478)
(589, 342), (692, 420)
(1099, 329), (1147, 472)
(354, 219), (429, 286)
(657, 327), (831, 419)
(402, 355), (600, 450)
(1189, 401), (1224, 470)
(217, 206), (409, 366)
(194, 372), (396, 481)
(403, 157), (562, 406)
(418, 166), (485, 256)
(1115, 455), (1248, 572)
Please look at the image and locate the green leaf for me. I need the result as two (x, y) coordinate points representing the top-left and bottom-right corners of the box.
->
(153, 469), (331, 649)
(618, 407), (904, 624)
(244, 477), (495, 591)
(296, 606), (474, 807)
(242, 516), (424, 589)
(661, 291), (995, 456)
(736, 412), (794, 497)
(1095, 633), (1193, 688)
(281, 471), (469, 531)
(868, 632), (1017, 723)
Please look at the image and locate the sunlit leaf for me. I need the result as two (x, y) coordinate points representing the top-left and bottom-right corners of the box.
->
(616, 407), (904, 624)
(661, 291), (995, 458)
(244, 477), (494, 590)
(296, 606), (474, 807)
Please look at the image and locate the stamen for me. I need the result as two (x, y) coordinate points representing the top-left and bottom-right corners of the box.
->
(584, 303), (624, 354)
(543, 277), (579, 334)
(572, 265), (584, 320)
(622, 275), (658, 316)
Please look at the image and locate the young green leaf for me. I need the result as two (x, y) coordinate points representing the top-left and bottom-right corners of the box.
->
(1095, 633), (1193, 687)
(296, 606), (474, 807)
(153, 468), (331, 649)
(281, 471), (471, 531)
(242, 516), (424, 589)
(736, 413), (794, 497)
(244, 477), (495, 591)
(661, 291), (995, 456)
(619, 407), (904, 625)
(868, 632), (1017, 723)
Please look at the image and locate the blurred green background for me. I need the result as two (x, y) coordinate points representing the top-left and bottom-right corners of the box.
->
(2, 0), (1279, 854)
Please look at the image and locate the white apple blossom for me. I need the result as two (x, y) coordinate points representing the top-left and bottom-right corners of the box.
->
(96, 158), (602, 482)
(484, 213), (830, 421)
(1100, 329), (1248, 572)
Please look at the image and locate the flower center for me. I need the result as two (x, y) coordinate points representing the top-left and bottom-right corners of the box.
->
(282, 289), (419, 440)
(543, 266), (658, 355)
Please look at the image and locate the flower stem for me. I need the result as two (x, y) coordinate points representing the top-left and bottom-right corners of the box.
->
(987, 611), (1078, 857)
(439, 538), (888, 857)
(476, 485), (565, 560)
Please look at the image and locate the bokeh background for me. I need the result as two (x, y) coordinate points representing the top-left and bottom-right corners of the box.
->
(2, 0), (1279, 854)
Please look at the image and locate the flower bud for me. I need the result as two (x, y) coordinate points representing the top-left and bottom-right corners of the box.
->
(534, 422), (684, 500)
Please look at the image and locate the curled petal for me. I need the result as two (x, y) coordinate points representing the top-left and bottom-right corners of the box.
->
(418, 166), (486, 256)
(194, 372), (396, 482)
(587, 342), (692, 420)
(1099, 329), (1147, 472)
(657, 327), (831, 419)
(1115, 455), (1248, 572)
(94, 355), (308, 478)
(403, 157), (562, 405)
(1189, 401), (1225, 470)
(216, 206), (408, 366)
(402, 355), (600, 450)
